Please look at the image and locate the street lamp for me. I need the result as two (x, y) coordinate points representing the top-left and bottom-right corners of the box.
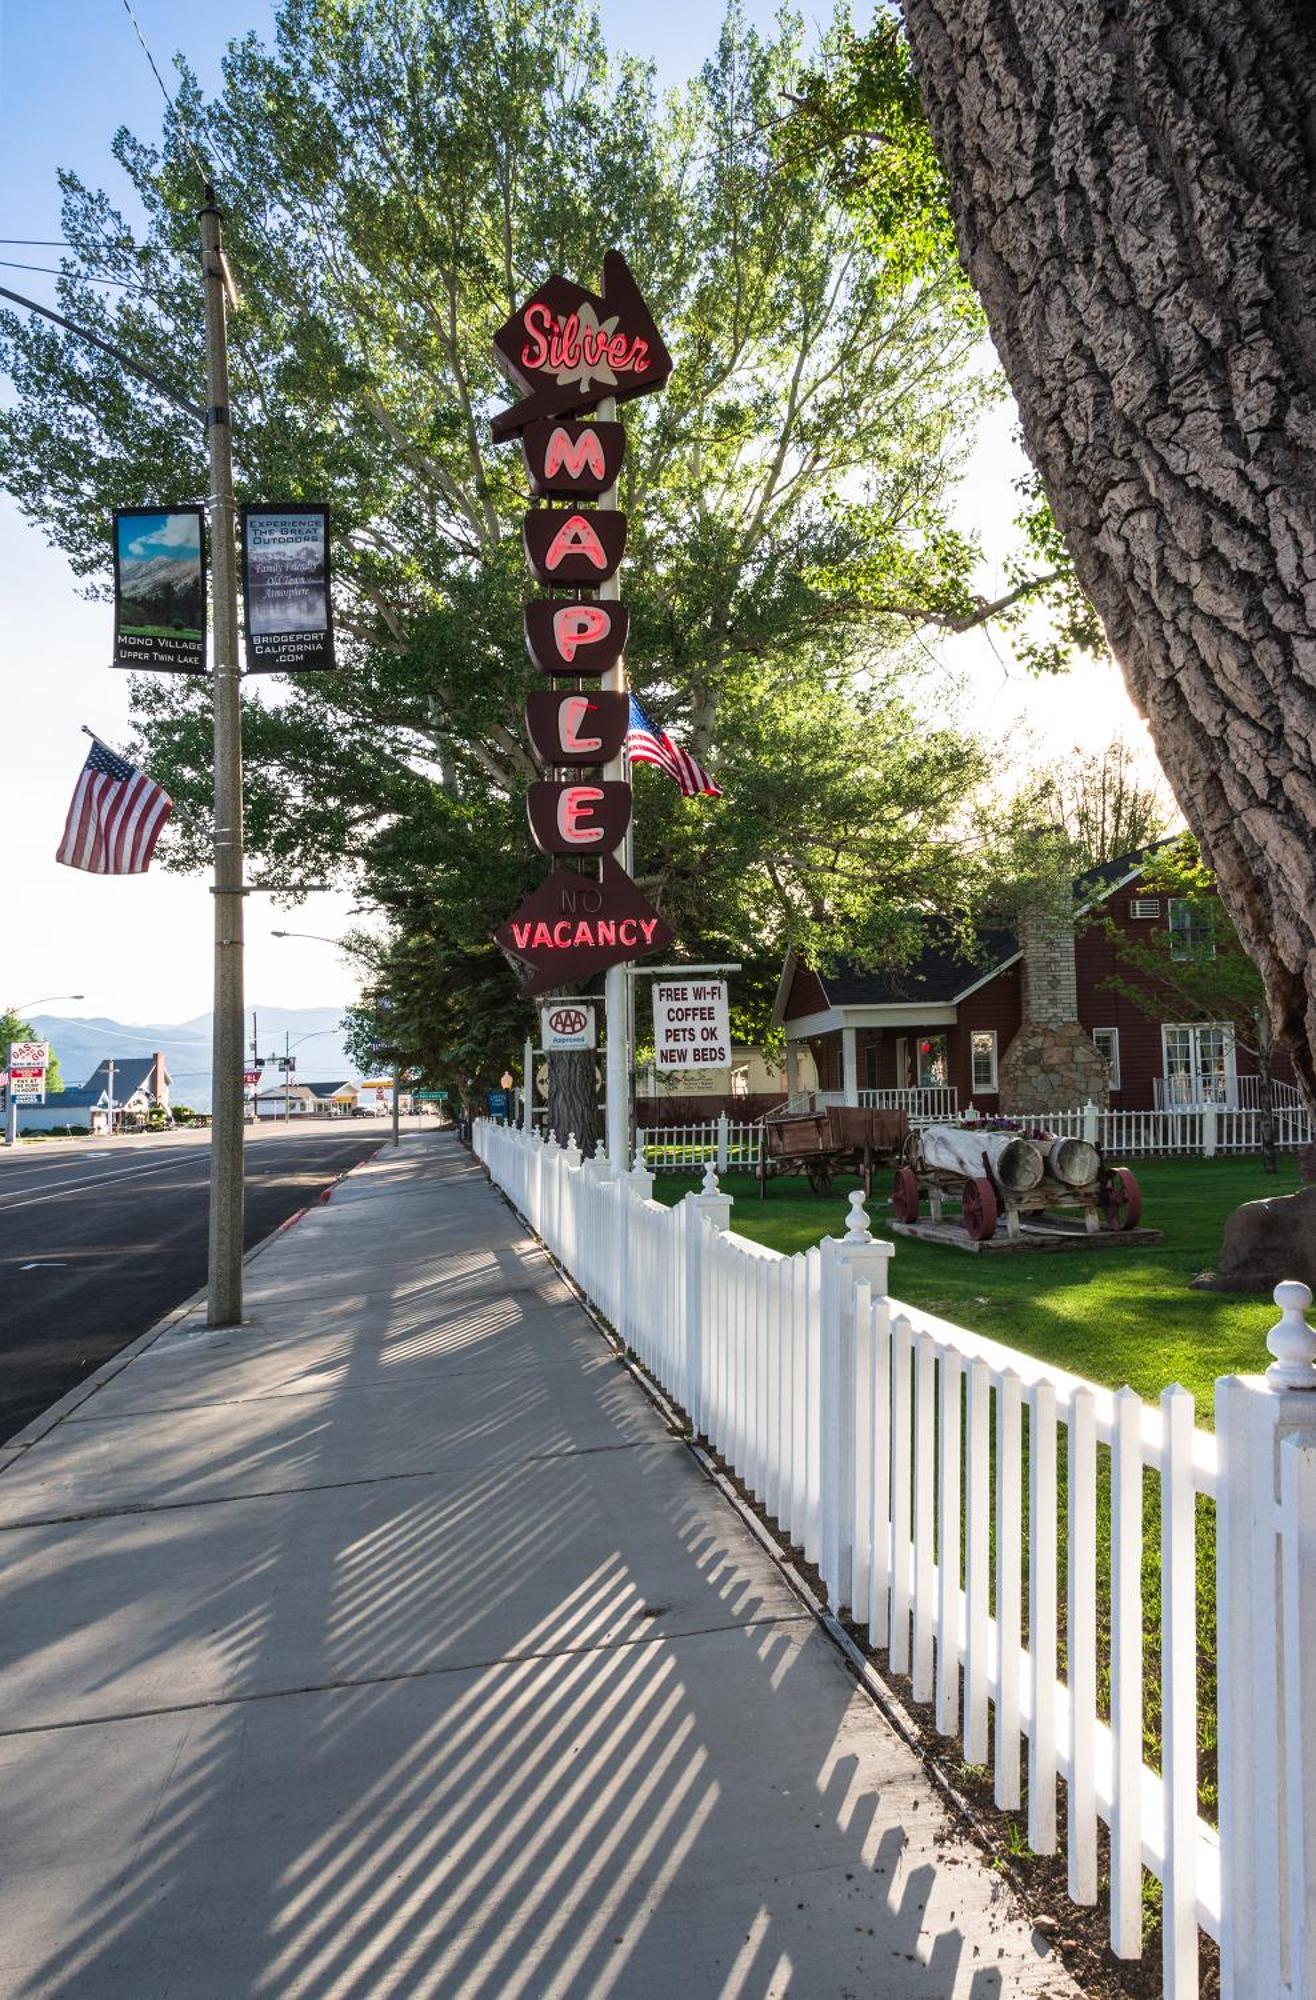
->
(12, 994), (85, 1011)
(268, 930), (405, 1145)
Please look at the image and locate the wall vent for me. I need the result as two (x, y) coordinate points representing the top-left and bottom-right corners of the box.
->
(1130, 897), (1161, 920)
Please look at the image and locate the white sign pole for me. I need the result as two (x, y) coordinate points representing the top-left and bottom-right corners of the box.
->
(597, 392), (632, 1173)
(523, 1036), (534, 1132)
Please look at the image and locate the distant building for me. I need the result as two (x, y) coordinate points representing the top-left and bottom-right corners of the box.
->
(255, 1079), (358, 1118)
(14, 1052), (172, 1136)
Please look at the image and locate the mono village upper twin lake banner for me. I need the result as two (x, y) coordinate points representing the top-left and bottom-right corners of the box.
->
(111, 506), (207, 673)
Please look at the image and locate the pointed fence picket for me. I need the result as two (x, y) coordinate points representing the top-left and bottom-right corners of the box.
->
(473, 1117), (1316, 1999)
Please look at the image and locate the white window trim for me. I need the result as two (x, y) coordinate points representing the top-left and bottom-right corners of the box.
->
(1161, 1021), (1236, 1105)
(1168, 896), (1216, 961)
(970, 1028), (999, 1094)
(1092, 1026), (1121, 1091)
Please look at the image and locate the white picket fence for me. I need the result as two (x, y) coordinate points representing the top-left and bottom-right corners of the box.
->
(637, 1117), (762, 1173)
(475, 1117), (1316, 2000)
(1015, 1101), (1311, 1156)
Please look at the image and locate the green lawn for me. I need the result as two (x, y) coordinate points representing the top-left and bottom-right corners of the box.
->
(652, 1155), (1299, 1420)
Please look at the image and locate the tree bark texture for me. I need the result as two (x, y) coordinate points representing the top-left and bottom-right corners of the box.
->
(546, 1049), (600, 1153)
(903, 0), (1316, 1098)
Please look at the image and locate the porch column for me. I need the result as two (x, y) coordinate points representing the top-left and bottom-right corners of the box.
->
(842, 1025), (859, 1106)
(785, 1039), (801, 1098)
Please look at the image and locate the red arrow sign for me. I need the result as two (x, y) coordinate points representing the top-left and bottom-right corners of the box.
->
(492, 251), (673, 441)
(494, 858), (673, 997)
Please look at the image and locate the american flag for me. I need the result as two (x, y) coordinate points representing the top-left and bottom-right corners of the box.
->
(55, 740), (173, 875)
(626, 695), (722, 798)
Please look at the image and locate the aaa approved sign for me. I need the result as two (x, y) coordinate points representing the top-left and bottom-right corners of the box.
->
(652, 981), (730, 1070)
(541, 1002), (596, 1052)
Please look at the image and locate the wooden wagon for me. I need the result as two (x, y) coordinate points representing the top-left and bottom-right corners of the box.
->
(890, 1123), (1142, 1242)
(757, 1102), (909, 1198)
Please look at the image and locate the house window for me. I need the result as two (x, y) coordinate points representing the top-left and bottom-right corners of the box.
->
(917, 1034), (948, 1088)
(1162, 1023), (1235, 1106)
(1168, 897), (1216, 960)
(970, 1029), (998, 1093)
(1092, 1027), (1121, 1090)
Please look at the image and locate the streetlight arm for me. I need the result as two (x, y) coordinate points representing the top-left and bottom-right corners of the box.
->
(0, 284), (208, 426)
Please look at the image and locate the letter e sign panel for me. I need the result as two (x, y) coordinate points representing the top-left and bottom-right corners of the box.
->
(526, 779), (632, 854)
(524, 600), (628, 677)
(524, 690), (629, 767)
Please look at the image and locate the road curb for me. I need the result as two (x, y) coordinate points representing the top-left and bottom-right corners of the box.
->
(0, 1143), (380, 1463)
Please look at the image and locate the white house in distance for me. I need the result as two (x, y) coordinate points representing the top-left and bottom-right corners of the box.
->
(254, 1079), (359, 1119)
(13, 1053), (172, 1136)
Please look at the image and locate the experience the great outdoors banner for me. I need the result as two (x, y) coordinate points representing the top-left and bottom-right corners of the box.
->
(240, 503), (335, 672)
(111, 506), (207, 672)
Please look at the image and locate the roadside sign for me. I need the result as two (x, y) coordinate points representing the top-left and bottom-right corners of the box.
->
(416, 1090), (448, 1102)
(7, 1041), (48, 1105)
(242, 1069), (262, 1086)
(652, 980), (731, 1071)
(486, 1089), (510, 1119)
(541, 1001), (596, 1052)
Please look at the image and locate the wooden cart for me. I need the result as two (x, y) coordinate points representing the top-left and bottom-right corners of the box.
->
(758, 1103), (909, 1198)
(890, 1123), (1142, 1242)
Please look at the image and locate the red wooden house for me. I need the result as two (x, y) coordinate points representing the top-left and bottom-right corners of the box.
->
(772, 851), (1291, 1118)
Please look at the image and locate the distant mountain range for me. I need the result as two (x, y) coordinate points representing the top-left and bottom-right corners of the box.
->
(119, 553), (200, 593)
(30, 1007), (360, 1113)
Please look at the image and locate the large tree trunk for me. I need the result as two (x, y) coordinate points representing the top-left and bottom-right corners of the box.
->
(545, 1049), (600, 1153)
(903, 0), (1316, 1100)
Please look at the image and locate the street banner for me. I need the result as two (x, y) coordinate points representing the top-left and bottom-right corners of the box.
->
(112, 506), (207, 673)
(240, 504), (335, 672)
(653, 980), (731, 1071)
(7, 1040), (48, 1105)
(541, 1002), (596, 1052)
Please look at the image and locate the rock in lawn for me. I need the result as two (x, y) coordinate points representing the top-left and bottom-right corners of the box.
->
(1194, 1184), (1316, 1293)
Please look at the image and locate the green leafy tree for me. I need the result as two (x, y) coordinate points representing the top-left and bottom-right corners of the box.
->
(1094, 835), (1282, 1171)
(0, 1010), (65, 1096)
(0, 0), (1086, 1105)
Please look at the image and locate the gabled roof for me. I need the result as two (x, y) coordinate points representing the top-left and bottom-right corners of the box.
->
(777, 846), (1164, 1022)
(81, 1056), (166, 1100)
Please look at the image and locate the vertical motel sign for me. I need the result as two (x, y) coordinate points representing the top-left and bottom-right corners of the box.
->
(491, 252), (674, 994)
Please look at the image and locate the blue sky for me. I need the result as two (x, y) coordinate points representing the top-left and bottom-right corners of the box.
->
(0, 0), (1144, 1024)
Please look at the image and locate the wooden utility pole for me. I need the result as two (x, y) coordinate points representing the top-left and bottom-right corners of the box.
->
(199, 189), (246, 1326)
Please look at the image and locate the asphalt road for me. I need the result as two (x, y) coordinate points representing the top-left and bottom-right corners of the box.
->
(0, 1128), (383, 1443)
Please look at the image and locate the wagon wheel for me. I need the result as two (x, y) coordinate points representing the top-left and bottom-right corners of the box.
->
(806, 1159), (833, 1196)
(1101, 1166), (1143, 1231)
(891, 1165), (921, 1223)
(961, 1176), (999, 1243)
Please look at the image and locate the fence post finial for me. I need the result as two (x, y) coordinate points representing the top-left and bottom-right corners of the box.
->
(844, 1187), (872, 1243)
(1267, 1280), (1316, 1387)
(701, 1161), (720, 1196)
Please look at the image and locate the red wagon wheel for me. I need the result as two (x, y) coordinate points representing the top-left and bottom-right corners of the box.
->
(1101, 1166), (1143, 1231)
(891, 1165), (921, 1223)
(961, 1175), (999, 1243)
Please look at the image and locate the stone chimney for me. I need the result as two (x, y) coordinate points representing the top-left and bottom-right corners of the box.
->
(998, 845), (1110, 1114)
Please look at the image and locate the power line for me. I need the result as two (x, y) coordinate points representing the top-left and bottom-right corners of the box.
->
(116, 0), (212, 189)
(0, 258), (144, 290)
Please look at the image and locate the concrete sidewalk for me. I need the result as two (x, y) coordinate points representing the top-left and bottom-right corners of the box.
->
(0, 1134), (1077, 1998)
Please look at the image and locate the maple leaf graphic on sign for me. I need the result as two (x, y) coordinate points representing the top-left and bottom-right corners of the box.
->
(552, 303), (621, 393)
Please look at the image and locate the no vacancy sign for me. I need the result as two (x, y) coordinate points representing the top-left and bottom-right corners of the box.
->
(652, 981), (730, 1070)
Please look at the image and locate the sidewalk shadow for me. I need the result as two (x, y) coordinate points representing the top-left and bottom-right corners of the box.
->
(1, 1139), (1053, 1998)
